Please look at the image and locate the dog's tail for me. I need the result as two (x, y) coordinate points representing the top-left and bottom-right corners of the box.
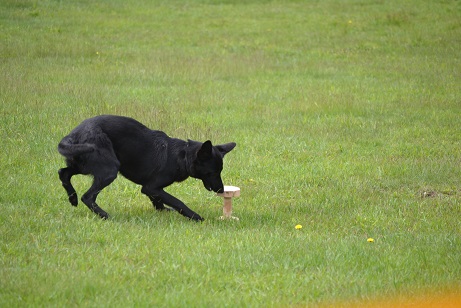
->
(58, 137), (95, 157)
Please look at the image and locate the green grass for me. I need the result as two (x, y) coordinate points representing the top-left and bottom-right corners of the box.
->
(1, 0), (461, 306)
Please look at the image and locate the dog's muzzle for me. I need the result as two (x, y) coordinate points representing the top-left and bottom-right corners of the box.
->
(214, 186), (224, 193)
(203, 180), (223, 193)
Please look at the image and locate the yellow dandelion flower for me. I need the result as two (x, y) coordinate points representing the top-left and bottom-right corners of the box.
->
(367, 238), (374, 243)
(295, 224), (302, 230)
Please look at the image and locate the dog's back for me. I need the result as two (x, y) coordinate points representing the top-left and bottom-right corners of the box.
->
(59, 115), (170, 182)
(59, 115), (151, 155)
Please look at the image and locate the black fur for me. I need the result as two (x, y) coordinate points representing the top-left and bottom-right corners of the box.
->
(57, 115), (236, 221)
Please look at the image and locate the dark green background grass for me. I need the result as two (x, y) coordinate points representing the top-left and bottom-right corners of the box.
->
(1, 0), (460, 306)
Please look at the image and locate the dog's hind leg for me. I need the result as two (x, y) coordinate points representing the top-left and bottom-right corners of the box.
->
(58, 167), (79, 206)
(81, 166), (118, 219)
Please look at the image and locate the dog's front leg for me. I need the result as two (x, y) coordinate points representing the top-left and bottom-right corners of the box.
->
(141, 187), (203, 221)
(148, 195), (176, 212)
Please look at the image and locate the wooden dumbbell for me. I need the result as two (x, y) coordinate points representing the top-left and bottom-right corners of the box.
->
(216, 185), (240, 220)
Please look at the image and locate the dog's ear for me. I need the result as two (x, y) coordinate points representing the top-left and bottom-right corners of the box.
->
(215, 142), (236, 156)
(197, 140), (213, 160)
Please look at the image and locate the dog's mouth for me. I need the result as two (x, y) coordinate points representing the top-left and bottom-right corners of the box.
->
(208, 186), (223, 193)
(203, 183), (223, 193)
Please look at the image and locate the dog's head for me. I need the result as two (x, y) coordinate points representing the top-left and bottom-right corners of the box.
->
(192, 140), (236, 193)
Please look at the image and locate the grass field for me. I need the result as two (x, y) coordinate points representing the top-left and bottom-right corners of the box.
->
(1, 0), (461, 306)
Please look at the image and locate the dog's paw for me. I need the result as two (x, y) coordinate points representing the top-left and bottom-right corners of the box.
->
(93, 206), (109, 220)
(191, 214), (204, 222)
(98, 211), (109, 220)
(68, 193), (78, 206)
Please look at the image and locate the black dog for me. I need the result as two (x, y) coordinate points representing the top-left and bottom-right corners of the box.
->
(57, 115), (236, 221)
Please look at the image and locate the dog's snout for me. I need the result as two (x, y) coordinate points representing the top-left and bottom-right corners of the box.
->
(208, 185), (223, 193)
(202, 177), (224, 193)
